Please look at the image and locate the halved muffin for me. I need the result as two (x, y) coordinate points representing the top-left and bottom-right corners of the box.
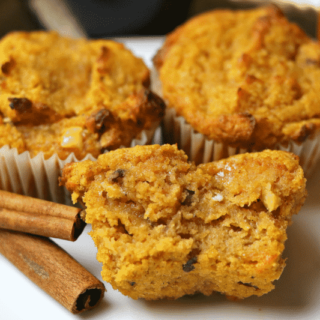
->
(61, 144), (307, 300)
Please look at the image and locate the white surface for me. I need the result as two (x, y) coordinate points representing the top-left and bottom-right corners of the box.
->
(290, 0), (320, 6)
(1, 38), (320, 320)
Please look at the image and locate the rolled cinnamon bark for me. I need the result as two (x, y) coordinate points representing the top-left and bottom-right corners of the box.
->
(318, 11), (320, 40)
(0, 229), (105, 314)
(0, 190), (86, 241)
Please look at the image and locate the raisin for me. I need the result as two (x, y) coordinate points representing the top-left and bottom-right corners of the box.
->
(181, 189), (195, 206)
(1, 58), (15, 75)
(86, 109), (114, 133)
(8, 97), (32, 113)
(182, 257), (197, 272)
(109, 169), (125, 182)
(94, 109), (111, 131)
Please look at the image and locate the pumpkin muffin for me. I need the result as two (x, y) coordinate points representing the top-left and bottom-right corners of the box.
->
(0, 31), (165, 160)
(61, 144), (306, 300)
(153, 5), (320, 171)
(0, 31), (164, 202)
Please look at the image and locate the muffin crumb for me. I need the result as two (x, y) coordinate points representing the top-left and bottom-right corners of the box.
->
(61, 144), (307, 300)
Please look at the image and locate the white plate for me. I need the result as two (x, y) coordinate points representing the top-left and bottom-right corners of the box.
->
(1, 37), (320, 320)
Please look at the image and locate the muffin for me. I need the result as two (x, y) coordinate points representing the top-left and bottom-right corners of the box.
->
(0, 31), (165, 202)
(153, 5), (320, 174)
(61, 144), (306, 300)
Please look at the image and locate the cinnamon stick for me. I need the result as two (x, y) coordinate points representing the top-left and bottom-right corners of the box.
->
(318, 11), (320, 41)
(0, 190), (86, 241)
(0, 229), (105, 314)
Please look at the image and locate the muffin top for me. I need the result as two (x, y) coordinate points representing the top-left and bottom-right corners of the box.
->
(154, 6), (320, 149)
(0, 31), (165, 159)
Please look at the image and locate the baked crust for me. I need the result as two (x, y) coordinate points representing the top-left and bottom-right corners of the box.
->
(61, 144), (306, 300)
(0, 31), (165, 159)
(154, 5), (320, 149)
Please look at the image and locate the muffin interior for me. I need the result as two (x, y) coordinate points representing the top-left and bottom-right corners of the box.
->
(61, 144), (306, 300)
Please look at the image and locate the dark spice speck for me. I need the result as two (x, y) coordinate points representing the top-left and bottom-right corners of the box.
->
(238, 281), (259, 290)
(182, 256), (197, 272)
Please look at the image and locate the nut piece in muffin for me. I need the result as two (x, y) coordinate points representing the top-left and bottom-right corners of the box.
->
(0, 31), (165, 159)
(154, 5), (320, 151)
(61, 144), (307, 300)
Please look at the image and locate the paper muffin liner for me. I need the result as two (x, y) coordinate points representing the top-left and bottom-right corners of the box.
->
(162, 107), (320, 177)
(0, 126), (161, 205)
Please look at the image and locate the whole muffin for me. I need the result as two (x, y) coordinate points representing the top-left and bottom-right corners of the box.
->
(0, 31), (165, 160)
(61, 144), (306, 300)
(154, 5), (320, 172)
(0, 31), (164, 202)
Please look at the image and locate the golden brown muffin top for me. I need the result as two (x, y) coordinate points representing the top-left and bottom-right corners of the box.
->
(61, 145), (306, 300)
(0, 31), (165, 159)
(154, 6), (320, 149)
(62, 144), (306, 221)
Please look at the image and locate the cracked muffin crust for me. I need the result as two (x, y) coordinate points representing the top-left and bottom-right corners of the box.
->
(0, 31), (165, 159)
(154, 5), (320, 150)
(61, 144), (307, 300)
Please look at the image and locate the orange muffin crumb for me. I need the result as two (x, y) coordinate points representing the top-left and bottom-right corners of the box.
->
(61, 145), (306, 300)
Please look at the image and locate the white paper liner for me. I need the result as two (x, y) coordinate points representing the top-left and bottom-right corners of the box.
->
(0, 126), (161, 205)
(163, 107), (320, 176)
